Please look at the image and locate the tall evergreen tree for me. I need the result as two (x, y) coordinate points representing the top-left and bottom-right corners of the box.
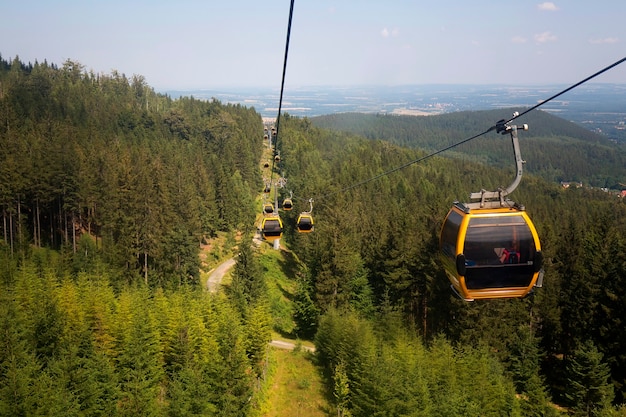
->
(0, 302), (41, 416)
(566, 340), (614, 417)
(114, 289), (165, 417)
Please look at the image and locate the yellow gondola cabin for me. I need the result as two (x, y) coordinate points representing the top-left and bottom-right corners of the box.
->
(296, 213), (314, 233)
(261, 216), (283, 241)
(440, 203), (543, 301)
(263, 203), (274, 214)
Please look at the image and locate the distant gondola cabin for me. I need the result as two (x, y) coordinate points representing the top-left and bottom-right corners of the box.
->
(261, 216), (283, 241)
(263, 203), (274, 214)
(282, 198), (293, 211)
(296, 213), (314, 233)
(439, 203), (542, 301)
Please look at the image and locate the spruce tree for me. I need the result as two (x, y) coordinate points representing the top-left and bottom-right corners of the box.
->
(566, 340), (614, 417)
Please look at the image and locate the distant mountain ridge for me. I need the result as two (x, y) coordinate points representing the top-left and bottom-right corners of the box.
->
(168, 83), (626, 142)
(310, 108), (626, 189)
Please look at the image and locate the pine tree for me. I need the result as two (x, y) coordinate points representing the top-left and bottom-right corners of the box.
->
(292, 273), (320, 339)
(508, 328), (557, 416)
(231, 237), (264, 307)
(566, 340), (614, 417)
(214, 295), (253, 417)
(333, 361), (352, 417)
(0, 302), (41, 416)
(114, 289), (165, 417)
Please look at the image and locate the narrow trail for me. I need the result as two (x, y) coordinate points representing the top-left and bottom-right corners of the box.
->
(206, 257), (236, 292)
(206, 255), (315, 352)
(269, 339), (315, 352)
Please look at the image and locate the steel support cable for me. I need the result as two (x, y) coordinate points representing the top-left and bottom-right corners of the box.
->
(310, 56), (626, 203)
(269, 0), (296, 189)
(504, 56), (626, 126)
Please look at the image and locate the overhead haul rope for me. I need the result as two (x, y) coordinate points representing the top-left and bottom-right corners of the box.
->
(307, 56), (626, 202)
(269, 0), (296, 198)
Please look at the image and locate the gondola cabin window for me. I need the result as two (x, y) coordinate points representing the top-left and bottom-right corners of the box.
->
(463, 216), (534, 267)
(441, 209), (462, 260)
(462, 215), (537, 290)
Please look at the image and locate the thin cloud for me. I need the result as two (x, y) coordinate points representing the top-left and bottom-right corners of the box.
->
(534, 31), (557, 43)
(511, 36), (527, 44)
(537, 2), (559, 11)
(589, 37), (619, 44)
(380, 27), (399, 38)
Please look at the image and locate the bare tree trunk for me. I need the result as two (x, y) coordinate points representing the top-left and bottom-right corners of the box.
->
(17, 197), (22, 248)
(72, 212), (76, 253)
(144, 252), (148, 285)
(50, 209), (54, 247)
(9, 211), (13, 256)
(422, 296), (428, 338)
(64, 205), (68, 245)
(32, 204), (37, 247)
(35, 198), (41, 247)
(3, 208), (7, 244)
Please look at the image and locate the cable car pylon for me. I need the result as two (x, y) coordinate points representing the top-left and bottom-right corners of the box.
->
(439, 116), (544, 301)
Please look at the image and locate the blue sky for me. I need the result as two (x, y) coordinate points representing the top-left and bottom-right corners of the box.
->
(2, 1), (625, 90)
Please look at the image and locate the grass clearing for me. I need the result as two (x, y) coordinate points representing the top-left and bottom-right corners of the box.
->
(251, 241), (328, 415)
(257, 347), (330, 417)
(259, 244), (302, 337)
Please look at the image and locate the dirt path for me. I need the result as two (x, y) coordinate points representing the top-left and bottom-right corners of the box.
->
(269, 339), (315, 352)
(206, 257), (236, 292)
(206, 256), (316, 354)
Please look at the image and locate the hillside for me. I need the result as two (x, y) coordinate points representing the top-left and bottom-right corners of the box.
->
(311, 110), (626, 188)
(274, 114), (626, 414)
(3, 55), (626, 416)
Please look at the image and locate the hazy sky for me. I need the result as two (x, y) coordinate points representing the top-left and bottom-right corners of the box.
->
(2, 1), (625, 90)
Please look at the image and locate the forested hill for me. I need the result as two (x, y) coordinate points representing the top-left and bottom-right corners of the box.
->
(275, 113), (626, 415)
(311, 110), (626, 188)
(0, 55), (262, 286)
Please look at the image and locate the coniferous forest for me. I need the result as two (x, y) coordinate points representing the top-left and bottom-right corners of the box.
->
(2, 55), (626, 416)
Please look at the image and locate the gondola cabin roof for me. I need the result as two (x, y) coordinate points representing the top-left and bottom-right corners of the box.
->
(439, 202), (543, 301)
(296, 213), (314, 233)
(261, 216), (283, 242)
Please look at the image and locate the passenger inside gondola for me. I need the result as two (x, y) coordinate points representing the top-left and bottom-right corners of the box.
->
(495, 247), (520, 264)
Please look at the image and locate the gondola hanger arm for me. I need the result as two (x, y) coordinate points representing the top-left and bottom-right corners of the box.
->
(468, 116), (528, 208)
